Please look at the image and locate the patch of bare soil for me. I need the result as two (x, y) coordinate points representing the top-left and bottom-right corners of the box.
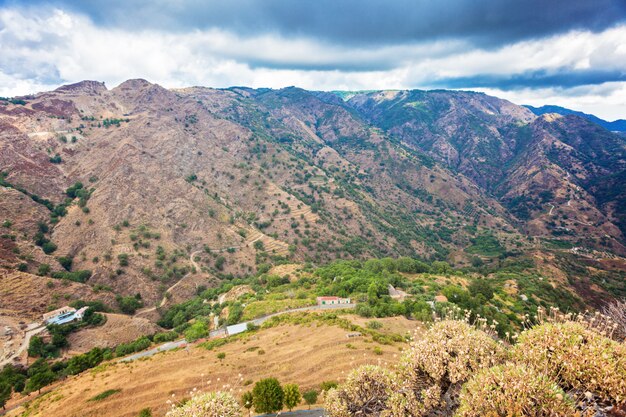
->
(67, 313), (161, 353)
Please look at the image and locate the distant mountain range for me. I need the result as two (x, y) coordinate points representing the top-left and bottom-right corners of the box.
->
(524, 104), (626, 133)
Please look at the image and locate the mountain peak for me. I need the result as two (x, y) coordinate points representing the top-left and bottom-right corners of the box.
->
(54, 80), (107, 95)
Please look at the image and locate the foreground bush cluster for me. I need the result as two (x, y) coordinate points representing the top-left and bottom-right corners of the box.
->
(324, 311), (625, 417)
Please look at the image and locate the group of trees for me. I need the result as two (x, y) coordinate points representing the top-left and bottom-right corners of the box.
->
(242, 378), (318, 415)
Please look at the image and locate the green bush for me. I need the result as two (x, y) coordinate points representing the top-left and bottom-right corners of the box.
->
(89, 389), (121, 402)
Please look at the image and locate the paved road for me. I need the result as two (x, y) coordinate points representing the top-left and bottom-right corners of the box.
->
(119, 303), (355, 362)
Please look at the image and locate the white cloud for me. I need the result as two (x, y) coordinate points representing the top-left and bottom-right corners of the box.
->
(0, 6), (624, 119)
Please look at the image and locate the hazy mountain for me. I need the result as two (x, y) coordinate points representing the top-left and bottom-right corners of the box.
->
(524, 104), (626, 133)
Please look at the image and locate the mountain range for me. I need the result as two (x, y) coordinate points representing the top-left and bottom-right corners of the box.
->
(1, 80), (625, 312)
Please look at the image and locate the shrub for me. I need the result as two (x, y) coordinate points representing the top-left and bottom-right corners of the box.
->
(241, 391), (253, 414)
(325, 365), (397, 417)
(388, 320), (506, 416)
(302, 389), (318, 409)
(137, 409), (152, 417)
(320, 381), (338, 392)
(118, 253), (129, 267)
(166, 391), (240, 417)
(89, 389), (121, 402)
(42, 241), (57, 254)
(215, 256), (226, 271)
(37, 263), (51, 276)
(366, 320), (383, 330)
(153, 331), (178, 343)
(513, 321), (626, 405)
(457, 363), (576, 416)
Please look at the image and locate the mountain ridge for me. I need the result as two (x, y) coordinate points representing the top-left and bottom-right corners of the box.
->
(1, 79), (625, 314)
(524, 104), (626, 132)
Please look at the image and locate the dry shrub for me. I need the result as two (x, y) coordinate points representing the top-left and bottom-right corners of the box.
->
(457, 363), (577, 417)
(513, 321), (626, 405)
(166, 391), (241, 417)
(325, 365), (398, 417)
(601, 299), (626, 341)
(387, 320), (507, 416)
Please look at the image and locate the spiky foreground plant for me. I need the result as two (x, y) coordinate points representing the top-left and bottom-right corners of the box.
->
(513, 321), (626, 406)
(386, 320), (507, 416)
(457, 363), (577, 417)
(325, 365), (398, 417)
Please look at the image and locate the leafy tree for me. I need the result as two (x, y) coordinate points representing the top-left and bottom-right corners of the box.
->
(184, 321), (208, 342)
(0, 382), (11, 410)
(116, 295), (143, 314)
(283, 383), (301, 411)
(252, 377), (284, 414)
(431, 261), (452, 274)
(215, 256), (226, 271)
(302, 389), (318, 409)
(27, 336), (46, 357)
(241, 391), (254, 417)
(25, 360), (55, 394)
(468, 279), (494, 300)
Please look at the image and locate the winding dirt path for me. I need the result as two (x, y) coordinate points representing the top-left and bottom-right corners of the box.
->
(134, 250), (202, 316)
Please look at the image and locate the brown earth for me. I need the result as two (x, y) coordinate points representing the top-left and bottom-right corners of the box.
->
(0, 269), (116, 321)
(66, 313), (161, 353)
(5, 317), (417, 417)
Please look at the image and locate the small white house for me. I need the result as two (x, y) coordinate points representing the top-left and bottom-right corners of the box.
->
(316, 296), (351, 306)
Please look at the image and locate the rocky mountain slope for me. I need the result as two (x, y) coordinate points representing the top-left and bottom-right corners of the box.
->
(0, 80), (624, 313)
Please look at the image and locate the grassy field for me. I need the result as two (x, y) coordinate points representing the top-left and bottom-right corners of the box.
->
(6, 315), (418, 417)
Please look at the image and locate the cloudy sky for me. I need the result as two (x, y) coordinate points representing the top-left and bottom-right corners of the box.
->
(1, 0), (626, 120)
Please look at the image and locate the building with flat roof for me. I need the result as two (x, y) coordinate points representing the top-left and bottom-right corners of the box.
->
(42, 306), (88, 326)
(316, 296), (351, 305)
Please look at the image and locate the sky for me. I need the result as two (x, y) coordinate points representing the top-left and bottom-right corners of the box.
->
(1, 0), (626, 120)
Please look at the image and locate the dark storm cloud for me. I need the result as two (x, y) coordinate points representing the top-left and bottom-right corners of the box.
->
(430, 69), (626, 90)
(4, 0), (626, 48)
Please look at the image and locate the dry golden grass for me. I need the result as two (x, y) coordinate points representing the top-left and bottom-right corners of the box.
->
(7, 320), (412, 417)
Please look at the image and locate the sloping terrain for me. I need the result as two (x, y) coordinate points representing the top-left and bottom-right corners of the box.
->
(346, 90), (626, 254)
(0, 80), (624, 318)
(4, 318), (415, 417)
